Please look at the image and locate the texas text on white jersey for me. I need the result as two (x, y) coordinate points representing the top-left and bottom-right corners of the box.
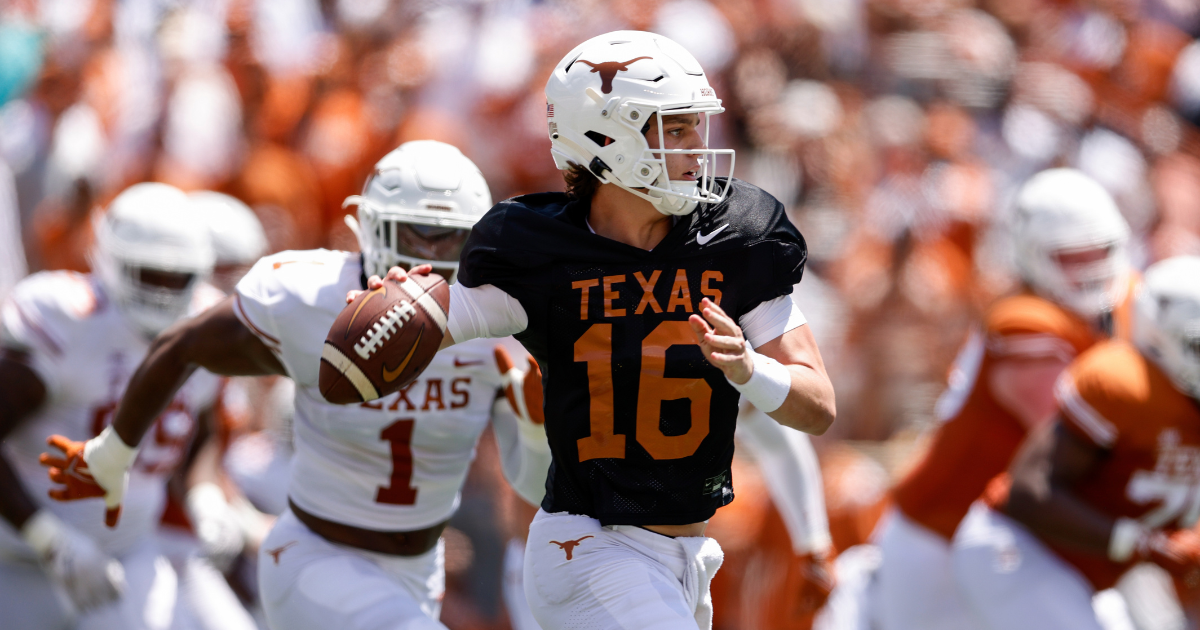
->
(0, 271), (222, 558)
(234, 249), (538, 532)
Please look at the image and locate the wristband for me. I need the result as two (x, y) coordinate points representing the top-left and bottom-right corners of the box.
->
(729, 350), (791, 413)
(21, 510), (67, 557)
(83, 426), (139, 508)
(1109, 517), (1146, 563)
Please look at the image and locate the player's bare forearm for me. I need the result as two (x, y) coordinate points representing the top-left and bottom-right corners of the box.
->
(1006, 421), (1113, 555)
(0, 350), (48, 529)
(111, 297), (285, 447)
(758, 327), (836, 435)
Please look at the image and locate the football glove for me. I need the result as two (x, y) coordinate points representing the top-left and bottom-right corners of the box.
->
(792, 551), (836, 619)
(21, 510), (125, 611)
(495, 346), (544, 425)
(40, 427), (138, 528)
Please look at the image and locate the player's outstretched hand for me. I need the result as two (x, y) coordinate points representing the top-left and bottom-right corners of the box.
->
(345, 264), (434, 304)
(40, 427), (138, 528)
(688, 297), (754, 385)
(20, 510), (125, 611)
(495, 345), (544, 425)
(1144, 528), (1200, 603)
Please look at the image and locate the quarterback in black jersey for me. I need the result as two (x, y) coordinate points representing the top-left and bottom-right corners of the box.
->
(363, 30), (835, 630)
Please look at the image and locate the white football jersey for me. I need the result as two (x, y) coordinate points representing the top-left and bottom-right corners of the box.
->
(0, 272), (222, 558)
(234, 249), (530, 531)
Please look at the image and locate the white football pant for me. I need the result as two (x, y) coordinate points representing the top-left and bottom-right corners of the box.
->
(523, 510), (724, 630)
(157, 528), (257, 630)
(0, 538), (177, 630)
(876, 507), (985, 630)
(257, 509), (446, 630)
(953, 502), (1135, 630)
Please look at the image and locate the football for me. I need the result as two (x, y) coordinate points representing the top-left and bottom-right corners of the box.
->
(319, 273), (449, 404)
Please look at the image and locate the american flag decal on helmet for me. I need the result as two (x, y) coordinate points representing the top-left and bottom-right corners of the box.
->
(547, 103), (555, 117)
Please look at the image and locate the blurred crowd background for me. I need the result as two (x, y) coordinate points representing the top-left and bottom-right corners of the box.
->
(3, 0), (1200, 627)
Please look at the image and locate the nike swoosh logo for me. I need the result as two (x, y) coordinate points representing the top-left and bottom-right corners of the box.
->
(454, 357), (485, 368)
(383, 326), (424, 382)
(697, 224), (729, 245)
(345, 286), (387, 339)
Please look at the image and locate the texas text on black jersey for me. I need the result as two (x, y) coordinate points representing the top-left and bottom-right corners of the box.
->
(458, 178), (807, 526)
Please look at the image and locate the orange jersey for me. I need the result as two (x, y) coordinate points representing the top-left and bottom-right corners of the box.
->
(1046, 341), (1200, 591)
(892, 292), (1129, 540)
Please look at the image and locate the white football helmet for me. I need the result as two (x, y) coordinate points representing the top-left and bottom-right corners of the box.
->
(190, 191), (267, 266)
(1012, 168), (1131, 319)
(545, 30), (734, 216)
(1133, 256), (1200, 398)
(190, 191), (267, 291)
(91, 183), (215, 337)
(343, 141), (492, 281)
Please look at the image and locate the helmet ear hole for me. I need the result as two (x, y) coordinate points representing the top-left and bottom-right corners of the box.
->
(585, 131), (615, 147)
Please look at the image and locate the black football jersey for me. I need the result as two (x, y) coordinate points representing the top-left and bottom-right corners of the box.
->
(458, 179), (807, 525)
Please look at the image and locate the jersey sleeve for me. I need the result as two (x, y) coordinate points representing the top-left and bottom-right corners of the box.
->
(984, 296), (1088, 362)
(726, 181), (808, 314)
(457, 201), (557, 301)
(1053, 343), (1143, 449)
(233, 251), (346, 387)
(0, 272), (96, 396)
(232, 259), (286, 356)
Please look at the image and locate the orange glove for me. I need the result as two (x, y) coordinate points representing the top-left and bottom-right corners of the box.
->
(40, 428), (137, 528)
(495, 345), (544, 425)
(1142, 529), (1200, 604)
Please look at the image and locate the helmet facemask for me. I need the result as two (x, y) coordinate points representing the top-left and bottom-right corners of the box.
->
(570, 102), (734, 216)
(344, 196), (474, 282)
(1027, 242), (1131, 320)
(343, 141), (492, 283)
(546, 31), (735, 216)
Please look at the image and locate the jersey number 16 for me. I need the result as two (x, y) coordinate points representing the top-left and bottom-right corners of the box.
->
(575, 321), (712, 462)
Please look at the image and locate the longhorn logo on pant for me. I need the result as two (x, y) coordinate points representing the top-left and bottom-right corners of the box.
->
(549, 535), (594, 560)
(576, 58), (653, 94)
(266, 541), (298, 565)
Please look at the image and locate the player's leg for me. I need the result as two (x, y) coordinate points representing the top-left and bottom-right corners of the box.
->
(0, 557), (74, 630)
(175, 554), (259, 630)
(875, 508), (982, 630)
(503, 538), (543, 630)
(258, 509), (447, 630)
(78, 541), (179, 630)
(952, 502), (1104, 630)
(523, 511), (723, 630)
(813, 544), (882, 630)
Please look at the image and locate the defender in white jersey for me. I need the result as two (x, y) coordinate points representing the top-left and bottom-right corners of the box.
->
(0, 183), (221, 630)
(42, 142), (552, 630)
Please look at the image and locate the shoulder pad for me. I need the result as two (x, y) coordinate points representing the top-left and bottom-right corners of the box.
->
(1, 271), (101, 355)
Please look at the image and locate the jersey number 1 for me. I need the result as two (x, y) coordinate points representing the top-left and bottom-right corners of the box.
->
(376, 419), (417, 505)
(575, 321), (712, 462)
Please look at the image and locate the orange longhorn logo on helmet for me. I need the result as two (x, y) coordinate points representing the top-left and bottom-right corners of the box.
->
(575, 57), (653, 94)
